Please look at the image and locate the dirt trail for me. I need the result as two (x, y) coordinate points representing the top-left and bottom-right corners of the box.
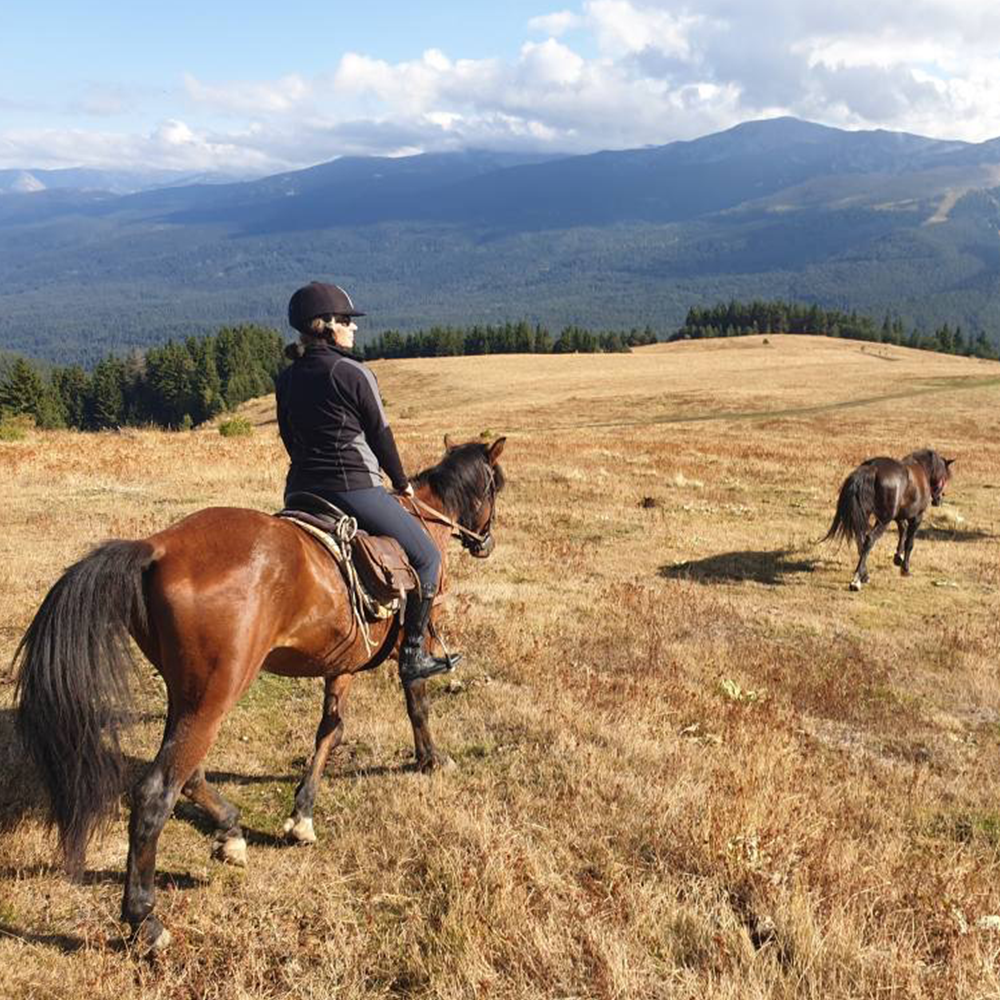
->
(515, 374), (1000, 434)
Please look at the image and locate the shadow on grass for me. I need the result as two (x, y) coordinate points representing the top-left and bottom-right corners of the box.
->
(659, 547), (820, 586)
(81, 868), (207, 890)
(0, 708), (47, 832)
(171, 801), (288, 849)
(2, 706), (414, 853)
(0, 867), (203, 957)
(204, 769), (295, 786)
(917, 525), (996, 543)
(206, 762), (418, 785)
(339, 762), (423, 779)
(172, 762), (420, 845)
(0, 922), (84, 954)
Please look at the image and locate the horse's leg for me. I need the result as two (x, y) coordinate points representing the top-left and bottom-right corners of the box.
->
(893, 519), (907, 566)
(284, 672), (354, 845)
(122, 694), (233, 952)
(402, 678), (454, 773)
(181, 767), (246, 866)
(900, 516), (921, 575)
(851, 520), (888, 591)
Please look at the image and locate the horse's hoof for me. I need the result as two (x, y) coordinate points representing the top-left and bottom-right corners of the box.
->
(893, 554), (904, 566)
(134, 916), (172, 956)
(900, 568), (910, 577)
(213, 835), (248, 867)
(283, 816), (317, 845)
(420, 753), (457, 774)
(849, 579), (862, 592)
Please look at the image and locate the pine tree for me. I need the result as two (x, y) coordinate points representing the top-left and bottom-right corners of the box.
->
(34, 390), (67, 429)
(0, 358), (46, 419)
(513, 321), (534, 353)
(191, 339), (224, 424)
(146, 341), (196, 427)
(87, 356), (127, 430)
(216, 327), (266, 409)
(54, 365), (90, 428)
(935, 324), (954, 354)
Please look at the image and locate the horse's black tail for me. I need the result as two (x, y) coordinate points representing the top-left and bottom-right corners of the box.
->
(13, 540), (156, 876)
(823, 464), (875, 550)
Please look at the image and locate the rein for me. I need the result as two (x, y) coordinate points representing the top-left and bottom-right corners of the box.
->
(403, 494), (488, 545)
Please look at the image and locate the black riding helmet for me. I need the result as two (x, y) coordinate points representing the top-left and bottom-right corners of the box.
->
(287, 281), (365, 332)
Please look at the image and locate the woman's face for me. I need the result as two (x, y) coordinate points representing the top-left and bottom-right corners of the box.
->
(330, 316), (357, 349)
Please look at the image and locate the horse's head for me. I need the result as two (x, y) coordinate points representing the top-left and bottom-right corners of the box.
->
(928, 452), (955, 506)
(423, 435), (507, 558)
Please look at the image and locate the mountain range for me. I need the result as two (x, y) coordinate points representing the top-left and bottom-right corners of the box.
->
(2, 117), (1000, 365)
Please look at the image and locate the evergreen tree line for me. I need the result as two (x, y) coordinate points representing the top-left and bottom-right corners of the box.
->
(673, 300), (1000, 360)
(362, 321), (659, 360)
(4, 302), (996, 433)
(0, 325), (285, 430)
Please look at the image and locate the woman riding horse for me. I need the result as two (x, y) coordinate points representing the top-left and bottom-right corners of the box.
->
(14, 310), (506, 951)
(278, 281), (455, 682)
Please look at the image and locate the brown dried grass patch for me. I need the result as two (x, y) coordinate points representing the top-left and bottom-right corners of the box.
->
(2, 336), (1000, 998)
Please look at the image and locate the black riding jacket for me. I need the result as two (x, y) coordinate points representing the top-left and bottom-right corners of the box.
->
(275, 342), (408, 495)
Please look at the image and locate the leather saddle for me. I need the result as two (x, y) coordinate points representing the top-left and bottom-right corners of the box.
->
(276, 491), (419, 608)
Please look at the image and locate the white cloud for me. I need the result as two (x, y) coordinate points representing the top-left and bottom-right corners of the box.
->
(527, 10), (582, 36)
(6, 0), (1000, 171)
(518, 39), (585, 87)
(585, 0), (700, 58)
(0, 121), (290, 173)
(154, 119), (196, 146)
(183, 73), (312, 115)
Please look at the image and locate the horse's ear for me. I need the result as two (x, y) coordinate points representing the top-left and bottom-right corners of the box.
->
(487, 436), (506, 464)
(444, 434), (456, 451)
(945, 457), (955, 468)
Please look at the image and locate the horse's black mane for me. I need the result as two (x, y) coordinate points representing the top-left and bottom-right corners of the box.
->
(413, 442), (505, 527)
(904, 448), (947, 479)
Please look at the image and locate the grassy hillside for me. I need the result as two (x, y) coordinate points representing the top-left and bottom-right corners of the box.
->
(2, 337), (1000, 997)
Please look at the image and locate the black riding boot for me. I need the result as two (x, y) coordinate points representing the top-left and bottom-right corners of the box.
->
(399, 595), (461, 683)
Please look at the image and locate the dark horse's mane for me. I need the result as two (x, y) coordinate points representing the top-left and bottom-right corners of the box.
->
(905, 448), (947, 479)
(413, 442), (506, 528)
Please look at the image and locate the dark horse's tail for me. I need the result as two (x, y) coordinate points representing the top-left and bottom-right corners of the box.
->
(13, 540), (156, 876)
(823, 463), (876, 549)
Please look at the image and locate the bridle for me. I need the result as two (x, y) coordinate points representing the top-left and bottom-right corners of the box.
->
(461, 462), (498, 553)
(403, 462), (498, 555)
(930, 477), (947, 506)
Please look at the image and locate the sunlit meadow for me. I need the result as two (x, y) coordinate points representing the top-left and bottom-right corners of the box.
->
(2, 335), (1000, 999)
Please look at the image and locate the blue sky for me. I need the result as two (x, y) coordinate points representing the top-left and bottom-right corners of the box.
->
(4, 1), (1000, 174)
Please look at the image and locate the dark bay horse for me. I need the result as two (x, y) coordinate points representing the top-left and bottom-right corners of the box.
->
(14, 436), (506, 953)
(824, 448), (953, 591)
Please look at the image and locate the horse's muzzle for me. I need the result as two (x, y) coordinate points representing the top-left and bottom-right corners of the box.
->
(466, 532), (495, 558)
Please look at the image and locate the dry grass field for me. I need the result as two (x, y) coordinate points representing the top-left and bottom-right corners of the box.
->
(2, 334), (1000, 999)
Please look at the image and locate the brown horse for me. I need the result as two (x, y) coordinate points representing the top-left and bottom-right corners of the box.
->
(824, 448), (953, 591)
(14, 436), (506, 953)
